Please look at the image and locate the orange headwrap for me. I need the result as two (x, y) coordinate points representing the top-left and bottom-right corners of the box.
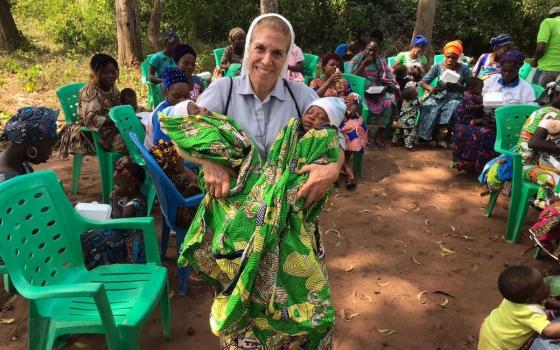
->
(443, 40), (463, 57)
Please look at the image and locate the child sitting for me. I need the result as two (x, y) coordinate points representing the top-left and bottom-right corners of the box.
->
(392, 83), (420, 151)
(120, 88), (147, 113)
(81, 158), (147, 269)
(478, 265), (560, 349)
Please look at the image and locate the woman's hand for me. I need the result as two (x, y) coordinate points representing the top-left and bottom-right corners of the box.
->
(296, 160), (342, 208)
(200, 159), (235, 199)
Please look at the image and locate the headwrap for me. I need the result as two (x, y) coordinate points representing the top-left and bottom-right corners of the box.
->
(308, 97), (346, 128)
(229, 27), (245, 41)
(162, 67), (189, 90)
(499, 50), (525, 69)
(489, 33), (513, 50)
(412, 34), (428, 47)
(149, 140), (179, 172)
(443, 40), (463, 57)
(172, 44), (197, 64)
(0, 107), (58, 144)
(161, 29), (179, 45)
(550, 6), (560, 16)
(241, 13), (295, 82)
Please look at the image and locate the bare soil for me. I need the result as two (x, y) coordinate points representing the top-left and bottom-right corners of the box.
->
(0, 145), (554, 350)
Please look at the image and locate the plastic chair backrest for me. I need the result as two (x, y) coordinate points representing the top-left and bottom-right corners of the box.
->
(387, 56), (396, 68)
(519, 62), (531, 81)
(303, 53), (319, 80)
(109, 105), (146, 165)
(130, 133), (203, 233)
(225, 63), (241, 77)
(531, 83), (545, 99)
(335, 43), (349, 57)
(434, 54), (444, 65)
(0, 171), (88, 290)
(342, 73), (366, 99)
(213, 48), (226, 69)
(495, 104), (540, 151)
(56, 83), (86, 124)
(343, 61), (351, 73)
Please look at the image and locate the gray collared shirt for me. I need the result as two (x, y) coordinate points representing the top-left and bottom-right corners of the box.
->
(197, 74), (318, 158)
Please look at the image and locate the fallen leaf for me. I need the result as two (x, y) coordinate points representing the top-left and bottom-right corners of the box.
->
(388, 206), (393, 211)
(411, 256), (422, 265)
(382, 192), (389, 197)
(413, 207), (421, 212)
(424, 219), (431, 226)
(348, 312), (360, 319)
(426, 205), (440, 210)
(360, 293), (372, 303)
(359, 209), (374, 214)
(416, 290), (429, 303)
(169, 291), (176, 299)
(473, 264), (478, 272)
(440, 297), (449, 308)
(325, 228), (342, 240)
(73, 342), (88, 349)
(324, 208), (332, 212)
(409, 203), (418, 209)
(0, 318), (15, 325)
(376, 327), (396, 334)
(397, 208), (408, 213)
(439, 244), (456, 254)
(376, 216), (385, 223)
(375, 205), (382, 210)
(449, 225), (456, 232)
(353, 290), (357, 304)
(377, 282), (390, 287)
(449, 182), (460, 188)
(440, 252), (454, 258)
(345, 265), (354, 272)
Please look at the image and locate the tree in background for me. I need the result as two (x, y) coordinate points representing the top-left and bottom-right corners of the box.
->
(0, 0), (23, 51)
(260, 0), (278, 14)
(148, 0), (163, 50)
(413, 0), (436, 50)
(116, 0), (143, 66)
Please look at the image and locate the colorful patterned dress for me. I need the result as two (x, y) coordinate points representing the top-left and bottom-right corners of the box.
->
(349, 52), (398, 127)
(310, 77), (368, 152)
(162, 114), (338, 349)
(417, 63), (471, 140)
(451, 93), (496, 172)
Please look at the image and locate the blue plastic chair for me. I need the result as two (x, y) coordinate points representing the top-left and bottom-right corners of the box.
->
(130, 133), (203, 296)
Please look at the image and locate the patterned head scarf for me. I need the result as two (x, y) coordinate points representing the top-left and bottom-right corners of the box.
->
(1, 107), (58, 144)
(172, 44), (197, 64)
(412, 35), (428, 47)
(308, 97), (346, 128)
(229, 27), (246, 41)
(161, 29), (179, 45)
(499, 50), (525, 69)
(489, 33), (513, 50)
(241, 13), (295, 82)
(149, 140), (179, 172)
(443, 40), (463, 57)
(162, 67), (189, 90)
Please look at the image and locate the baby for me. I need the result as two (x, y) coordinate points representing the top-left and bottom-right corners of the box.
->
(479, 265), (560, 349)
(392, 83), (420, 150)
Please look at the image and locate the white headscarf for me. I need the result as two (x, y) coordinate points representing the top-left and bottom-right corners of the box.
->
(307, 97), (346, 128)
(240, 13), (295, 82)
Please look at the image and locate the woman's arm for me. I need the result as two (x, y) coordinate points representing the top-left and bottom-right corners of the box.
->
(315, 75), (338, 97)
(296, 151), (344, 208)
(149, 65), (162, 85)
(528, 128), (560, 154)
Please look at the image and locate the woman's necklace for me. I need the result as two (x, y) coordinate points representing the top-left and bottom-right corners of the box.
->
(255, 109), (268, 151)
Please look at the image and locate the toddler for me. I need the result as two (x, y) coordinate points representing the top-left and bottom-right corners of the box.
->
(120, 88), (147, 113)
(478, 265), (560, 349)
(392, 83), (420, 150)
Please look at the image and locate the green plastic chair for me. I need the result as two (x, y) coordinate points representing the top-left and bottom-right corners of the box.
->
(213, 47), (226, 69)
(55, 83), (87, 196)
(434, 54), (444, 65)
(0, 170), (171, 349)
(342, 73), (370, 176)
(225, 63), (241, 77)
(484, 104), (540, 244)
(343, 61), (350, 73)
(303, 53), (319, 86)
(109, 105), (156, 214)
(519, 62), (532, 81)
(531, 83), (545, 99)
(141, 54), (165, 109)
(56, 83), (125, 204)
(387, 56), (397, 68)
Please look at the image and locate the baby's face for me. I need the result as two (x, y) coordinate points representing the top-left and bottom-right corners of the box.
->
(187, 102), (212, 116)
(302, 106), (329, 131)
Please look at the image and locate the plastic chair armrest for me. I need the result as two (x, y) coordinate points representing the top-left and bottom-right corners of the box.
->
(85, 217), (161, 265)
(494, 147), (516, 157)
(23, 282), (104, 300)
(181, 193), (204, 207)
(183, 160), (199, 170)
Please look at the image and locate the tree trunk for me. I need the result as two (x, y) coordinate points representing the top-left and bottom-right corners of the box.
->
(0, 0), (23, 51)
(115, 0), (143, 67)
(148, 0), (162, 50)
(413, 0), (436, 50)
(260, 0), (278, 14)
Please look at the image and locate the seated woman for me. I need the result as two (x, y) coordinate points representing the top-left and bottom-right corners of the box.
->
(58, 53), (125, 156)
(173, 44), (205, 101)
(220, 27), (245, 71)
(472, 33), (514, 81)
(392, 34), (429, 76)
(310, 53), (367, 189)
(349, 31), (399, 149)
(341, 27), (373, 62)
(286, 42), (305, 83)
(418, 40), (472, 148)
(453, 51), (536, 173)
(0, 107), (58, 182)
(148, 29), (179, 85)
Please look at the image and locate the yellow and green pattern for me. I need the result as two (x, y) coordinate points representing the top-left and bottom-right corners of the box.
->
(163, 113), (338, 348)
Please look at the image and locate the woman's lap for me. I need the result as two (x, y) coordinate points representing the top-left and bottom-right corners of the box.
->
(418, 95), (461, 140)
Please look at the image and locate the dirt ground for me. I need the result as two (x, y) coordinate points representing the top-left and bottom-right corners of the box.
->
(0, 145), (555, 350)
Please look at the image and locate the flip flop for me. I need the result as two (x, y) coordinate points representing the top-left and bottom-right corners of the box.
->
(346, 180), (357, 191)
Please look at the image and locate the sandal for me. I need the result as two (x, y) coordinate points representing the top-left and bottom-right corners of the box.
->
(346, 180), (357, 191)
(375, 140), (386, 149)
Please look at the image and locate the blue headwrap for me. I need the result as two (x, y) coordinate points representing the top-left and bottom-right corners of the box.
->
(161, 29), (179, 45)
(412, 35), (428, 47)
(499, 50), (525, 69)
(162, 67), (189, 90)
(489, 33), (513, 50)
(1, 107), (58, 144)
(172, 44), (197, 64)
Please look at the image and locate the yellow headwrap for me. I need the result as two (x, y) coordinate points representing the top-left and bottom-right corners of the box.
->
(229, 27), (245, 41)
(443, 40), (463, 57)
